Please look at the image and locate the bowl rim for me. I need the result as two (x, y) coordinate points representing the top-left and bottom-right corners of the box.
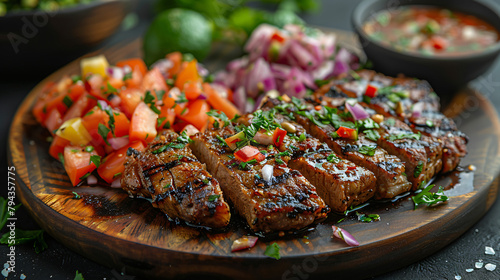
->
(351, 0), (500, 62)
(0, 0), (128, 19)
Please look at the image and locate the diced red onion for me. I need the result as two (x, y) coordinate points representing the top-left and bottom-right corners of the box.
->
(233, 86), (247, 113)
(197, 63), (209, 78)
(231, 236), (259, 252)
(245, 58), (276, 98)
(87, 174), (98, 185)
(346, 103), (370, 121)
(109, 95), (121, 107)
(151, 58), (173, 79)
(412, 102), (424, 118)
(97, 100), (109, 110)
(261, 165), (274, 182)
(108, 137), (129, 150)
(253, 131), (273, 146)
(107, 66), (124, 81)
(332, 225), (359, 247)
(110, 176), (122, 188)
(182, 124), (200, 136)
(289, 41), (316, 70)
(312, 60), (335, 80)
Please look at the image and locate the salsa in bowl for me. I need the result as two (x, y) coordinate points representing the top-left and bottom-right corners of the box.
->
(352, 0), (500, 95)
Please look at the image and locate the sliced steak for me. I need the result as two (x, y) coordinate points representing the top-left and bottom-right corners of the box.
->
(263, 98), (412, 199)
(237, 111), (376, 213)
(122, 130), (231, 228)
(190, 125), (328, 233)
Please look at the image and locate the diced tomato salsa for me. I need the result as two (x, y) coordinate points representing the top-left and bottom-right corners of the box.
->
(32, 53), (241, 186)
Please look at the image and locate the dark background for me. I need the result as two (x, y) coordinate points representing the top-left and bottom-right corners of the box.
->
(1, 0), (500, 279)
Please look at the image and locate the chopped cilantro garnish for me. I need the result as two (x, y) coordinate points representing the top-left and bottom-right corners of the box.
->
(157, 117), (166, 127)
(143, 91), (161, 114)
(364, 129), (380, 141)
(79, 172), (91, 181)
(72, 191), (81, 199)
(356, 212), (380, 222)
(385, 132), (421, 141)
(89, 155), (101, 168)
(426, 120), (434, 127)
(216, 135), (228, 146)
(104, 82), (118, 95)
(358, 145), (377, 156)
(152, 145), (168, 154)
(163, 121), (171, 129)
(412, 184), (448, 209)
(156, 90), (166, 101)
(239, 159), (257, 170)
(264, 242), (281, 260)
(208, 194), (220, 202)
(385, 118), (396, 127)
(163, 184), (171, 189)
(85, 146), (94, 152)
(122, 71), (133, 81)
(176, 92), (188, 104)
(58, 153), (64, 164)
(298, 133), (306, 142)
(275, 158), (284, 165)
(62, 96), (73, 108)
(97, 123), (111, 145)
(71, 75), (82, 83)
(202, 179), (210, 184)
(414, 161), (424, 177)
(207, 110), (230, 128)
(327, 154), (341, 163)
(84, 110), (94, 117)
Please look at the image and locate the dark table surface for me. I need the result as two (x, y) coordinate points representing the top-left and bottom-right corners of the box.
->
(1, 0), (500, 279)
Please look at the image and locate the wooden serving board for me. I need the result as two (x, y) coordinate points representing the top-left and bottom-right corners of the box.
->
(8, 31), (500, 280)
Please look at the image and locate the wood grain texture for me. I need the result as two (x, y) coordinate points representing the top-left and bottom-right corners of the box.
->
(7, 30), (500, 280)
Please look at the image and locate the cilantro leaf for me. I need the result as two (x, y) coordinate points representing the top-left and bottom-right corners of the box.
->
(63, 96), (73, 108)
(356, 212), (380, 222)
(385, 132), (421, 141)
(89, 155), (101, 168)
(74, 270), (85, 280)
(358, 145), (377, 156)
(207, 110), (230, 128)
(327, 153), (341, 163)
(208, 194), (220, 202)
(264, 242), (281, 260)
(364, 129), (380, 141)
(97, 123), (111, 145)
(412, 184), (449, 209)
(0, 229), (48, 254)
(414, 161), (424, 178)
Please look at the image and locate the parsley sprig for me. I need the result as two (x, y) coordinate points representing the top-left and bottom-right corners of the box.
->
(412, 183), (449, 209)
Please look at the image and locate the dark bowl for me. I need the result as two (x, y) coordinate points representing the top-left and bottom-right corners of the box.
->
(0, 0), (131, 77)
(352, 0), (500, 95)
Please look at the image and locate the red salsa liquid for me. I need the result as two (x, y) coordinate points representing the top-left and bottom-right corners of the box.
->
(363, 6), (500, 56)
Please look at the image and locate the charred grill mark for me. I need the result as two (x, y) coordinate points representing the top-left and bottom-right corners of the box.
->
(376, 161), (402, 174)
(325, 86), (348, 98)
(341, 144), (359, 154)
(143, 160), (180, 178)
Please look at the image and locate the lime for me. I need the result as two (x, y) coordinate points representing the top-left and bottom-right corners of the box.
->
(143, 8), (213, 66)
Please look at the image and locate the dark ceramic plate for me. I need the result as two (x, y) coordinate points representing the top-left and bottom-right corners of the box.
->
(0, 0), (131, 76)
(8, 32), (500, 280)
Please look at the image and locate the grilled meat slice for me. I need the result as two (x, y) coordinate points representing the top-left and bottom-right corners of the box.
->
(315, 70), (467, 174)
(377, 117), (443, 190)
(237, 111), (376, 213)
(263, 98), (412, 199)
(310, 92), (444, 190)
(190, 125), (328, 233)
(121, 130), (231, 228)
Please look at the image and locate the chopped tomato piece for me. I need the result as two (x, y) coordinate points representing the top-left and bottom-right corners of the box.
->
(431, 36), (448, 51)
(183, 81), (203, 100)
(119, 88), (145, 118)
(113, 112), (130, 138)
(97, 141), (145, 183)
(49, 135), (70, 160)
(62, 94), (97, 122)
(365, 84), (378, 98)
(129, 102), (158, 143)
(203, 83), (240, 119)
(45, 83), (85, 115)
(234, 146), (265, 163)
(116, 58), (148, 77)
(141, 68), (168, 97)
(336, 126), (358, 140)
(177, 99), (210, 131)
(158, 106), (176, 129)
(63, 146), (99, 186)
(272, 128), (287, 147)
(123, 66), (144, 89)
(45, 108), (63, 134)
(175, 60), (201, 89)
(271, 32), (286, 43)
